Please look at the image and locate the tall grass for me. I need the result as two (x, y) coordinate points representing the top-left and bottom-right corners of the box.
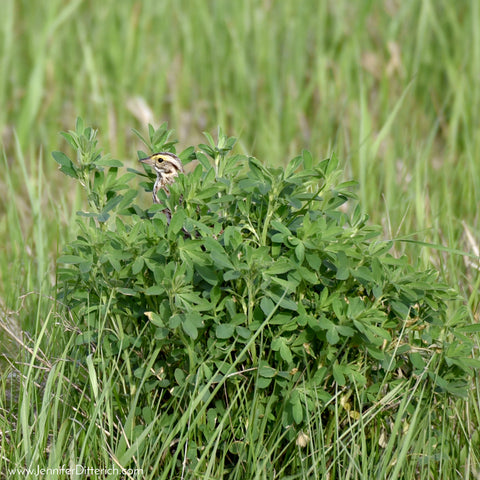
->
(1, 1), (479, 478)
(2, 317), (478, 478)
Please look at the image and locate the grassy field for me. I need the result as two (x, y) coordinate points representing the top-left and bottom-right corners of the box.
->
(1, 1), (479, 478)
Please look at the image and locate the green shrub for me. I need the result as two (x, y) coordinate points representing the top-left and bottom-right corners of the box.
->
(55, 119), (477, 465)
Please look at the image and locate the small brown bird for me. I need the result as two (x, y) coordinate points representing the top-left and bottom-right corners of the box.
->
(139, 152), (184, 204)
(139, 152), (184, 224)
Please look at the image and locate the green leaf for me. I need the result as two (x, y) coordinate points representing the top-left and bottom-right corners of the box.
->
(272, 337), (293, 363)
(391, 301), (410, 319)
(223, 270), (241, 281)
(264, 259), (294, 275)
(131, 257), (144, 275)
(266, 292), (298, 311)
(205, 240), (235, 270)
(260, 297), (275, 317)
(271, 220), (291, 236)
(235, 326), (251, 339)
(279, 342), (293, 363)
(269, 276), (299, 292)
(202, 131), (215, 147)
(179, 146), (195, 162)
(325, 153), (339, 175)
(174, 368), (186, 386)
(367, 347), (385, 361)
(57, 255), (85, 264)
(409, 352), (426, 370)
(52, 151), (77, 178)
(295, 242), (305, 263)
(182, 318), (199, 339)
(195, 265), (219, 285)
(212, 248), (235, 269)
(258, 365), (276, 378)
(296, 265), (316, 283)
(145, 286), (165, 295)
(271, 337), (283, 350)
(196, 151), (212, 170)
(353, 266), (376, 283)
(284, 155), (303, 178)
(146, 312), (165, 327)
(257, 377), (272, 389)
(169, 209), (186, 235)
(102, 195), (123, 214)
(75, 116), (84, 133)
(79, 261), (92, 274)
(456, 324), (480, 333)
(302, 149), (313, 170)
(118, 288), (137, 296)
(335, 251), (350, 280)
(248, 157), (269, 182)
(326, 327), (340, 345)
(59, 131), (79, 149)
(223, 226), (243, 249)
(332, 363), (346, 385)
(290, 390), (303, 424)
(216, 323), (235, 339)
(345, 297), (364, 318)
(336, 325), (355, 337)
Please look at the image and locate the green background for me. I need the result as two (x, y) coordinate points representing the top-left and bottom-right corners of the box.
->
(1, 1), (479, 477)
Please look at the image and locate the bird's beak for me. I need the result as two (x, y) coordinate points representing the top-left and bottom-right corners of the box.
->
(139, 156), (155, 166)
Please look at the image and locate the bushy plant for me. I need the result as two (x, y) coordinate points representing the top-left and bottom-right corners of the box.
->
(55, 119), (478, 468)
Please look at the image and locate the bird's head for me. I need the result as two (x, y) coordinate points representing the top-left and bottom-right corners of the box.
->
(139, 152), (184, 177)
